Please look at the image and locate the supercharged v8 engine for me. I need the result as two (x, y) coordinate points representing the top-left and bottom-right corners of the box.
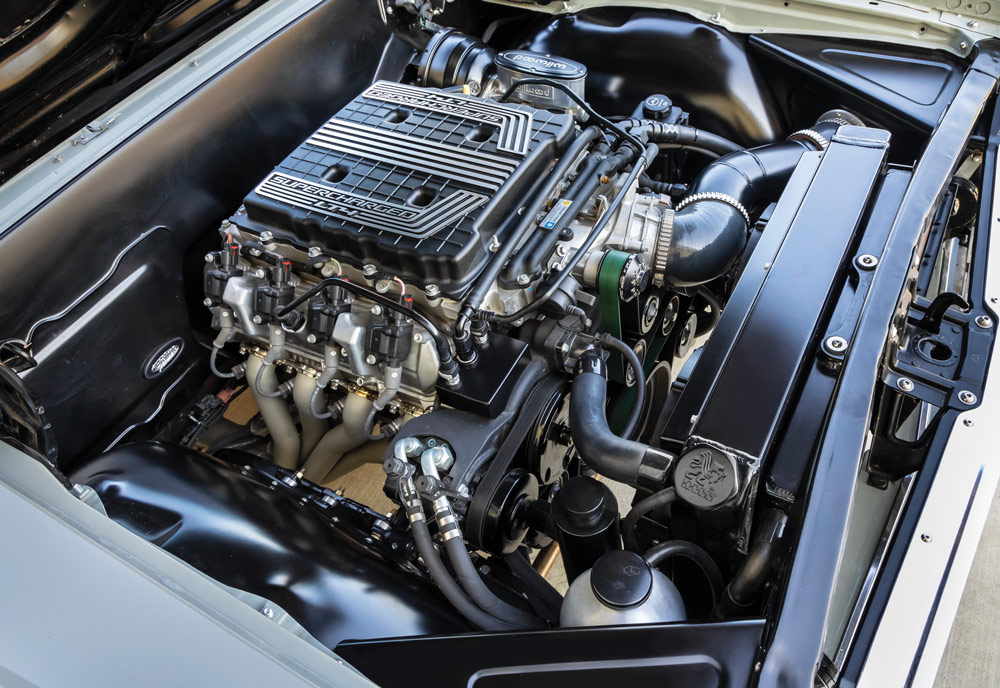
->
(10, 1), (995, 684)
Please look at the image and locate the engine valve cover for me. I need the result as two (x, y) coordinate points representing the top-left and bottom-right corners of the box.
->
(235, 81), (575, 296)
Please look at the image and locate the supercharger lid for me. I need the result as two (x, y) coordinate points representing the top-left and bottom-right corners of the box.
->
(495, 51), (587, 81)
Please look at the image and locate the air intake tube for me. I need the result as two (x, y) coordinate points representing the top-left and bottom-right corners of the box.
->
(569, 351), (673, 490)
(647, 111), (859, 287)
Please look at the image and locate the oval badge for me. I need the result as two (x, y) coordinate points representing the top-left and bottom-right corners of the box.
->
(142, 337), (184, 380)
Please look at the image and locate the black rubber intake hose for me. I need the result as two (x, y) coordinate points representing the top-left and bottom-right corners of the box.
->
(660, 116), (846, 287)
(569, 351), (672, 490)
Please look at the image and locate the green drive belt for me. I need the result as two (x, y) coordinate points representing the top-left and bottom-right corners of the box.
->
(597, 250), (670, 434)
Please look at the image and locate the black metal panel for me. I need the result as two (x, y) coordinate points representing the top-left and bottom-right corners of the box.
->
(750, 34), (964, 157)
(519, 8), (784, 145)
(662, 128), (890, 468)
(0, 0), (395, 465)
(70, 442), (471, 647)
(337, 619), (765, 688)
(765, 167), (911, 501)
(689, 127), (888, 461)
(659, 154), (823, 454)
(761, 49), (1000, 688)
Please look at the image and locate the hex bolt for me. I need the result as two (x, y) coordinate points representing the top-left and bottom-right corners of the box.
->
(307, 246), (322, 258)
(365, 354), (377, 365)
(824, 335), (848, 353)
(489, 236), (501, 253)
(897, 377), (914, 392)
(959, 390), (978, 405)
(856, 254), (879, 269)
(413, 333), (423, 343)
(260, 231), (273, 242)
(363, 264), (378, 277)
(306, 333), (318, 344)
(252, 314), (263, 325)
(204, 253), (215, 263)
(221, 219), (231, 228)
(975, 315), (993, 329)
(425, 284), (441, 298)
(202, 297), (213, 307)
(254, 268), (266, 278)
(370, 304), (382, 316)
(960, 41), (969, 50)
(249, 248), (262, 257)
(517, 273), (530, 285)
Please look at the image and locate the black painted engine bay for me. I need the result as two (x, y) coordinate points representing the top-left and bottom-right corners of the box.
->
(2, 0), (996, 685)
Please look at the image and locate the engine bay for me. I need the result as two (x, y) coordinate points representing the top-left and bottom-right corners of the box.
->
(2, 0), (996, 684)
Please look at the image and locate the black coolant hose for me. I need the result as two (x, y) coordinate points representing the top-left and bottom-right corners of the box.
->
(656, 113), (852, 287)
(623, 120), (743, 157)
(597, 333), (645, 439)
(717, 509), (789, 615)
(569, 351), (672, 490)
(622, 486), (677, 552)
(645, 539), (725, 608)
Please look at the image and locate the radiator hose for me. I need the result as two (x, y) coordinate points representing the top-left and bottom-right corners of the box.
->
(654, 111), (858, 286)
(569, 350), (672, 489)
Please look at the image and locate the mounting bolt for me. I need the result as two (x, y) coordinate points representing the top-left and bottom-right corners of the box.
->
(254, 268), (266, 278)
(969, 20), (980, 28)
(307, 246), (322, 258)
(960, 41), (969, 51)
(249, 248), (262, 257)
(897, 377), (914, 392)
(489, 236), (501, 253)
(517, 273), (530, 285)
(975, 315), (993, 329)
(203, 298), (213, 307)
(204, 253), (215, 263)
(363, 264), (378, 278)
(963, 418), (975, 427)
(365, 354), (377, 365)
(425, 284), (440, 299)
(856, 254), (879, 269)
(306, 333), (318, 344)
(920, 533), (933, 543)
(959, 390), (978, 405)
(262, 606), (274, 618)
(711, 11), (721, 21)
(260, 231), (273, 242)
(371, 304), (382, 316)
(413, 333), (423, 343)
(252, 314), (263, 325)
(824, 335), (848, 354)
(221, 220), (231, 228)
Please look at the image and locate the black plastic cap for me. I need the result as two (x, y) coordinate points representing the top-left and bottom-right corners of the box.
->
(591, 550), (653, 609)
(642, 94), (673, 120)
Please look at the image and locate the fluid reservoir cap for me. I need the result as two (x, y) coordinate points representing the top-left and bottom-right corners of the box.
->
(642, 94), (674, 120)
(495, 50), (587, 81)
(673, 444), (740, 509)
(590, 551), (653, 609)
(556, 476), (608, 528)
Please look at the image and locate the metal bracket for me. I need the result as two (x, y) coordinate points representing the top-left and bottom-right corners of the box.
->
(71, 113), (122, 146)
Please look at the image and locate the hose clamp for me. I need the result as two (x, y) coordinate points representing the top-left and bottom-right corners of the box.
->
(651, 204), (675, 287)
(787, 128), (830, 151)
(674, 192), (751, 228)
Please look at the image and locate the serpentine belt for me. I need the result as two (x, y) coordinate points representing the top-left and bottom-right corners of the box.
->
(465, 374), (569, 550)
(598, 249), (671, 434)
